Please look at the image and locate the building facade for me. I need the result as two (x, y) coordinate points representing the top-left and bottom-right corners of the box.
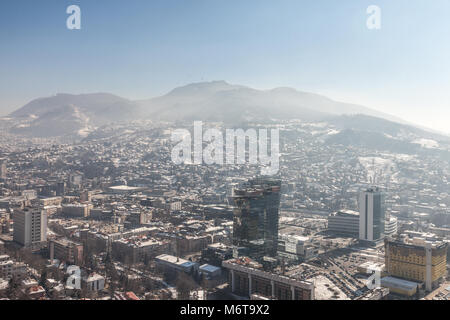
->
(13, 208), (47, 248)
(359, 187), (386, 242)
(49, 238), (84, 265)
(232, 178), (281, 258)
(385, 238), (448, 291)
(222, 257), (315, 300)
(327, 210), (360, 235)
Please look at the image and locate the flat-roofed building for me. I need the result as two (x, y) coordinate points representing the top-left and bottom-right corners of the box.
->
(278, 234), (318, 262)
(62, 203), (92, 218)
(49, 238), (83, 265)
(13, 208), (47, 248)
(82, 273), (105, 291)
(385, 237), (448, 291)
(112, 237), (170, 264)
(380, 276), (419, 296)
(199, 264), (222, 278)
(327, 210), (359, 235)
(222, 257), (315, 300)
(357, 261), (386, 276)
(155, 254), (199, 274)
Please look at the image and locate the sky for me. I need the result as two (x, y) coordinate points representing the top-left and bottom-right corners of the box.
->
(0, 0), (449, 133)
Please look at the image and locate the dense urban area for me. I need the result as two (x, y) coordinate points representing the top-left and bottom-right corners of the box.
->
(0, 119), (449, 301)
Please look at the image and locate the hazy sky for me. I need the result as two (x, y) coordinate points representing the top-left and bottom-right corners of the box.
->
(1, 0), (449, 133)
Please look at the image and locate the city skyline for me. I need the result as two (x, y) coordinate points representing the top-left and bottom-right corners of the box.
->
(1, 0), (450, 133)
(0, 0), (449, 304)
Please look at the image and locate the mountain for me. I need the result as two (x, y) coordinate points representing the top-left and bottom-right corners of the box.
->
(325, 128), (450, 160)
(9, 93), (141, 137)
(137, 81), (400, 123)
(6, 81), (443, 140)
(10, 104), (92, 137)
(326, 114), (449, 142)
(10, 93), (139, 121)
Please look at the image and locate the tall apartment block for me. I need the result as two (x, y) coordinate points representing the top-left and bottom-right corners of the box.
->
(359, 187), (386, 242)
(232, 177), (281, 258)
(13, 208), (48, 248)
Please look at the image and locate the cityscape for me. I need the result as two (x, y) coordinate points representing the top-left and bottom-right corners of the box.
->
(0, 0), (449, 309)
(0, 110), (448, 301)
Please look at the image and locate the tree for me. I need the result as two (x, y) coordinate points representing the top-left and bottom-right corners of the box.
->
(7, 277), (20, 299)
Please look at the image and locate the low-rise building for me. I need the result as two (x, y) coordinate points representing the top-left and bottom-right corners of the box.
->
(222, 257), (315, 300)
(327, 210), (359, 235)
(49, 238), (84, 265)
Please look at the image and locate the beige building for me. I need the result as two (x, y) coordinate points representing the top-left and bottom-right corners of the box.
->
(13, 208), (47, 248)
(385, 237), (447, 291)
(62, 203), (92, 217)
(49, 238), (84, 265)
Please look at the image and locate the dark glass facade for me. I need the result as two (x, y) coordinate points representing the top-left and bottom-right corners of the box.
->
(232, 177), (281, 258)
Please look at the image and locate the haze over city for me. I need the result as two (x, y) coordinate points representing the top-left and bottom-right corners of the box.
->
(1, 0), (449, 133)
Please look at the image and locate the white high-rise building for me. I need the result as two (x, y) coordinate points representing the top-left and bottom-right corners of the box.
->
(359, 187), (385, 242)
(13, 209), (47, 248)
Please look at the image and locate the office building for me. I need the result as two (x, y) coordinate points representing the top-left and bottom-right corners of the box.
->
(222, 257), (315, 300)
(277, 235), (318, 262)
(13, 208), (47, 248)
(385, 237), (448, 291)
(327, 210), (360, 236)
(232, 178), (281, 258)
(359, 187), (386, 242)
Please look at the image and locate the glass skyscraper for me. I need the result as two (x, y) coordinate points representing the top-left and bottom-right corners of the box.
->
(232, 177), (281, 258)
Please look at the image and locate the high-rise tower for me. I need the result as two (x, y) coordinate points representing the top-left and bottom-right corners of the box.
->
(232, 177), (281, 258)
(359, 187), (386, 242)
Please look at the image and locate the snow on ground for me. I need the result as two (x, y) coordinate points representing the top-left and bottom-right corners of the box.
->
(412, 138), (439, 149)
(311, 275), (350, 300)
(358, 156), (395, 183)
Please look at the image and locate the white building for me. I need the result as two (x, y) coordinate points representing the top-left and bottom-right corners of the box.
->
(384, 217), (398, 237)
(0, 255), (13, 279)
(278, 234), (318, 262)
(359, 187), (385, 242)
(82, 273), (105, 291)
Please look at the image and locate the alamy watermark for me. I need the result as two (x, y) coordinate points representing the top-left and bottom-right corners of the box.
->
(366, 268), (381, 289)
(367, 5), (381, 30)
(66, 265), (81, 289)
(67, 5), (81, 30)
(65, 5), (380, 31)
(171, 121), (280, 175)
